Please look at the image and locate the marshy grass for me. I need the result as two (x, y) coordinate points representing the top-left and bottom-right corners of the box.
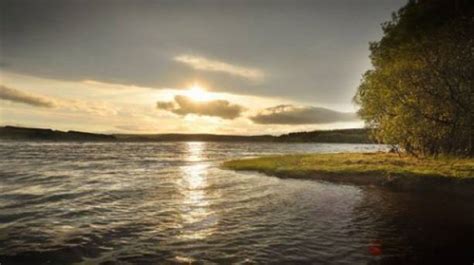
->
(222, 152), (474, 179)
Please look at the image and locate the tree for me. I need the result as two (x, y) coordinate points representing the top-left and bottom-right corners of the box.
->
(354, 0), (474, 157)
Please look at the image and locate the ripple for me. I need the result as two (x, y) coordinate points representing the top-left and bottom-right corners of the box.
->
(1, 142), (473, 264)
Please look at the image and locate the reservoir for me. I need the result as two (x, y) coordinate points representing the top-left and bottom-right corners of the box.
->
(0, 142), (473, 264)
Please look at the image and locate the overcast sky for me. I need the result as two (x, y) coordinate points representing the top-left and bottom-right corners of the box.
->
(0, 0), (405, 135)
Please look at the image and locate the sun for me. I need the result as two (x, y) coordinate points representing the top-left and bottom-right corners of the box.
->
(186, 83), (211, 101)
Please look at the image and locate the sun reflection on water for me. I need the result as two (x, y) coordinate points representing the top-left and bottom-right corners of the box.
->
(177, 142), (218, 240)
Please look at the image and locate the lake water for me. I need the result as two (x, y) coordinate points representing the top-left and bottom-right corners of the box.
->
(0, 142), (473, 264)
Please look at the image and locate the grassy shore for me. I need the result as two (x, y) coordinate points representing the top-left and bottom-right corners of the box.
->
(222, 153), (474, 193)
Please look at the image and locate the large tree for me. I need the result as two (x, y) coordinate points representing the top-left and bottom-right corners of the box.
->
(354, 0), (473, 156)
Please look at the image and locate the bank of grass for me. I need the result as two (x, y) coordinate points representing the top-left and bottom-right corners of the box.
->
(222, 153), (474, 192)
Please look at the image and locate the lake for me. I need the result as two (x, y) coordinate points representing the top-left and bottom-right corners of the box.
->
(0, 142), (473, 264)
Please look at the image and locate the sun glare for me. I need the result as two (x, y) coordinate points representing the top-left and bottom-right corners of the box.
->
(186, 83), (211, 102)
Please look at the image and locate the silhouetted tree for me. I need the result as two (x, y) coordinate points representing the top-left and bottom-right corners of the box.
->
(354, 0), (473, 156)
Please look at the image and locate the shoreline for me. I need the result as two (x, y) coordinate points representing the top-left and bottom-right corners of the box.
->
(222, 152), (474, 194)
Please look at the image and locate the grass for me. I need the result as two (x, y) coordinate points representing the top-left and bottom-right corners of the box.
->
(222, 152), (474, 180)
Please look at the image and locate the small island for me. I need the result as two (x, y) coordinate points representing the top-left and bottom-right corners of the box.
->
(222, 153), (474, 194)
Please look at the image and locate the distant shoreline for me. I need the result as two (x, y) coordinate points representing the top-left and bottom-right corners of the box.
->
(0, 125), (374, 143)
(222, 153), (474, 194)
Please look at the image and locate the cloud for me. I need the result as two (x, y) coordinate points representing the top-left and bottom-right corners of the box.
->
(63, 100), (118, 116)
(157, 95), (245, 119)
(0, 85), (57, 108)
(82, 80), (149, 90)
(174, 55), (264, 81)
(114, 124), (161, 132)
(250, 104), (358, 125)
(0, 85), (119, 116)
(156, 101), (175, 111)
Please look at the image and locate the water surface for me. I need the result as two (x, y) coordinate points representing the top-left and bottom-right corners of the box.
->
(0, 142), (473, 264)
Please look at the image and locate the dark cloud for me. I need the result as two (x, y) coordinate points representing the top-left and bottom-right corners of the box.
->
(250, 104), (358, 125)
(157, 95), (245, 119)
(0, 85), (56, 108)
(156, 101), (175, 111)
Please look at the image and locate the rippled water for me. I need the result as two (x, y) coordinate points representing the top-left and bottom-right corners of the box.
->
(0, 142), (473, 265)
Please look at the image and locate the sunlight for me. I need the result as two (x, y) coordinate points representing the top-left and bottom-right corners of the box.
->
(176, 142), (218, 240)
(185, 83), (212, 102)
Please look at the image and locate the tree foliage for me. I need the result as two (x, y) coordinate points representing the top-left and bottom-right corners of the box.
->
(354, 0), (474, 157)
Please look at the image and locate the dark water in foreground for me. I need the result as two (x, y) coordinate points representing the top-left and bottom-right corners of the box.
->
(0, 142), (473, 265)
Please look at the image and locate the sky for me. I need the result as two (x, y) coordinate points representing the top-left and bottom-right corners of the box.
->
(0, 0), (405, 135)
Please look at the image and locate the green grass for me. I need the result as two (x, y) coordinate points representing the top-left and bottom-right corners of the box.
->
(222, 152), (474, 179)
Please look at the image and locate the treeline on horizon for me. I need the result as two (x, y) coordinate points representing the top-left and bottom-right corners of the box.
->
(354, 0), (473, 157)
(0, 126), (372, 144)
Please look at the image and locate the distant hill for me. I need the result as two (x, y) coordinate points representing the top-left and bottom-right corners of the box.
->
(0, 126), (373, 143)
(276, 129), (372, 143)
(0, 126), (116, 141)
(114, 133), (274, 142)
